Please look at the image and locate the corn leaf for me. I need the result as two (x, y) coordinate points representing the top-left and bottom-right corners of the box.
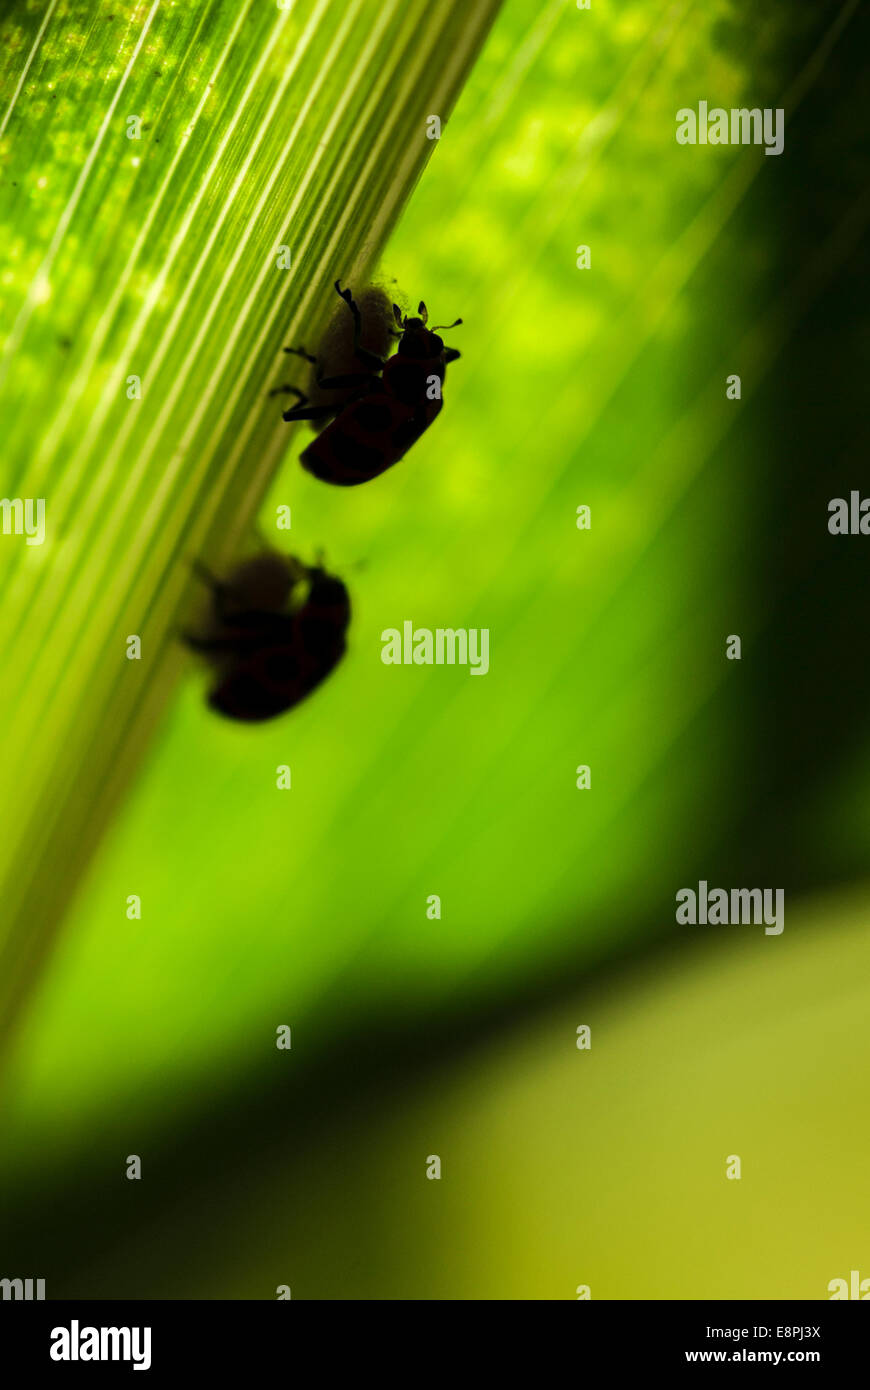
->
(1, 0), (868, 1300)
(0, 0), (501, 1045)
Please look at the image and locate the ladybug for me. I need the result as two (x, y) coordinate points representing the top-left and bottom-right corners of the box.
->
(275, 281), (461, 486)
(183, 552), (350, 722)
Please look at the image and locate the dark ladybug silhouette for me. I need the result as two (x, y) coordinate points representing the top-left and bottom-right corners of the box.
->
(184, 552), (350, 722)
(273, 280), (461, 486)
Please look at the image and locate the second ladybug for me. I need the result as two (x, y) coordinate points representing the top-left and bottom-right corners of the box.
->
(184, 552), (350, 723)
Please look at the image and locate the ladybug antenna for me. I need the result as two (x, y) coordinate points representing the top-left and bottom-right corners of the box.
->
(432, 317), (462, 331)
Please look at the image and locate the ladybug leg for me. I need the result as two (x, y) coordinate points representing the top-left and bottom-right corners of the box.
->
(357, 347), (388, 371)
(443, 348), (461, 364)
(334, 280), (386, 370)
(282, 345), (318, 364)
(269, 384), (307, 401)
(282, 400), (336, 423)
(271, 384), (335, 422)
(334, 279), (357, 314)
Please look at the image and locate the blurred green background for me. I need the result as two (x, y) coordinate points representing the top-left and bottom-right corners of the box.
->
(1, 0), (869, 1298)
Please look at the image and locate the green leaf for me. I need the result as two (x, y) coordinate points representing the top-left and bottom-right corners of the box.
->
(0, 0), (501, 1044)
(1, 0), (866, 1285)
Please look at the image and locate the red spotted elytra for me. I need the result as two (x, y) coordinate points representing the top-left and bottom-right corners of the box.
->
(184, 552), (350, 722)
(273, 280), (461, 486)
